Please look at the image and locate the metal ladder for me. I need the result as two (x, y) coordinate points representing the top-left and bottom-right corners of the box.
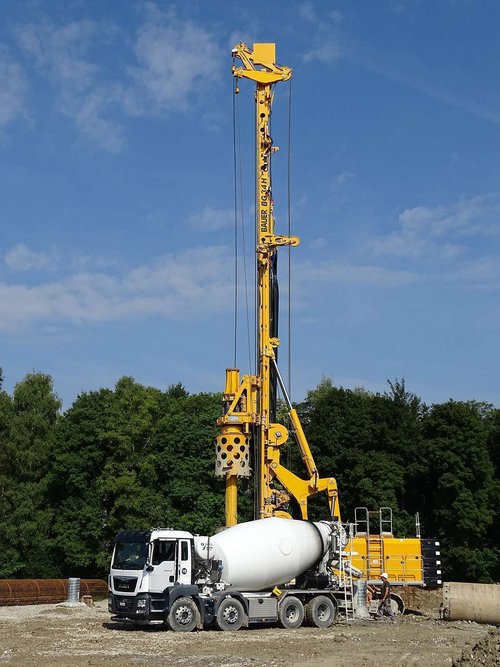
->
(354, 507), (393, 581)
(338, 526), (355, 623)
(367, 534), (383, 579)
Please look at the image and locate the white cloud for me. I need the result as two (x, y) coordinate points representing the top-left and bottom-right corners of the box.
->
(16, 19), (124, 153)
(400, 194), (500, 238)
(4, 244), (121, 273)
(303, 40), (341, 65)
(201, 109), (226, 132)
(300, 259), (421, 288)
(124, 9), (222, 115)
(5, 244), (55, 271)
(0, 246), (231, 331)
(446, 257), (500, 287)
(371, 228), (429, 259)
(329, 10), (343, 24)
(309, 237), (329, 250)
(301, 5), (342, 64)
(299, 2), (317, 22)
(0, 49), (28, 128)
(15, 10), (222, 149)
(334, 171), (354, 186)
(372, 193), (500, 259)
(189, 206), (234, 231)
(69, 253), (120, 270)
(345, 52), (500, 125)
(16, 20), (98, 90)
(73, 86), (124, 153)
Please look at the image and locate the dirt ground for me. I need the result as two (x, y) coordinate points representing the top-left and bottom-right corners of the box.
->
(0, 599), (498, 667)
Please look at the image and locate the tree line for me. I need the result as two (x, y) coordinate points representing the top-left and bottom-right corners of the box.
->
(0, 370), (498, 582)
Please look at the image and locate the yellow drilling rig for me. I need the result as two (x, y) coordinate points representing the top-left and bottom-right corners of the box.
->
(214, 42), (441, 590)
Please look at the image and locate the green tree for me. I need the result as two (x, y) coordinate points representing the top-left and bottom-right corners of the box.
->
(48, 378), (167, 575)
(47, 379), (230, 576)
(0, 369), (17, 577)
(0, 372), (61, 577)
(419, 400), (497, 582)
(295, 378), (423, 536)
(485, 408), (500, 581)
(1, 365), (496, 584)
(148, 390), (238, 535)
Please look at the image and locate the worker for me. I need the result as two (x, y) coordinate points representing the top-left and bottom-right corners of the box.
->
(376, 572), (396, 623)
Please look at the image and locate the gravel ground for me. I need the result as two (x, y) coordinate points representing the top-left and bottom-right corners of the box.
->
(0, 600), (497, 667)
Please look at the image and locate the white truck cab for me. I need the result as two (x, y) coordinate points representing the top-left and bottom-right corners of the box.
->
(108, 529), (200, 624)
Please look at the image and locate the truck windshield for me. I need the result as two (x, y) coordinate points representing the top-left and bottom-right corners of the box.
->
(112, 541), (148, 570)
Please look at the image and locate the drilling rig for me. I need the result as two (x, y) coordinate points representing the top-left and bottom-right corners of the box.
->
(214, 42), (442, 590)
(215, 42), (339, 528)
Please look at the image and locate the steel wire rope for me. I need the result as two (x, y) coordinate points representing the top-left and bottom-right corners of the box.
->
(232, 71), (238, 367)
(253, 86), (259, 518)
(268, 85), (278, 422)
(233, 76), (253, 373)
(236, 92), (253, 375)
(286, 78), (293, 471)
(254, 91), (258, 379)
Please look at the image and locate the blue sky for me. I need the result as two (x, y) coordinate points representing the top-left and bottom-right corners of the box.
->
(1, 0), (499, 409)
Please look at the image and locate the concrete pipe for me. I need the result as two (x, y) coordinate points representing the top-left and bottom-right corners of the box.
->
(442, 582), (500, 625)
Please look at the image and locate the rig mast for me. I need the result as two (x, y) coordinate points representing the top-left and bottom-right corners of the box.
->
(215, 43), (340, 527)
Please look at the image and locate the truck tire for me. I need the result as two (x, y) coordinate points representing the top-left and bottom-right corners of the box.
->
(215, 597), (245, 632)
(304, 595), (336, 628)
(166, 596), (199, 632)
(278, 596), (304, 629)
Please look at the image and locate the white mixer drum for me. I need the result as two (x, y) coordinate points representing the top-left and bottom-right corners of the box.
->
(193, 535), (215, 561)
(210, 518), (330, 591)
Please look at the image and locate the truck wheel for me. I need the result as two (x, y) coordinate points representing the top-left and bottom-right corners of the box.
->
(304, 595), (336, 628)
(166, 597), (199, 632)
(215, 597), (245, 632)
(278, 596), (304, 629)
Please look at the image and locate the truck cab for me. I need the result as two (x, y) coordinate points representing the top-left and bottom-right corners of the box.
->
(108, 528), (197, 624)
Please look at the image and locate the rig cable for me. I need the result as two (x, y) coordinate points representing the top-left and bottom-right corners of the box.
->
(287, 78), (293, 470)
(236, 97), (253, 375)
(233, 74), (254, 372)
(232, 72), (238, 367)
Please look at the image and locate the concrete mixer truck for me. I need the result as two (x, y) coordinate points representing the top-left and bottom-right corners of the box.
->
(108, 518), (355, 631)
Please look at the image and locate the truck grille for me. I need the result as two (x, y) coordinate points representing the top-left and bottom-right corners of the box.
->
(113, 577), (138, 593)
